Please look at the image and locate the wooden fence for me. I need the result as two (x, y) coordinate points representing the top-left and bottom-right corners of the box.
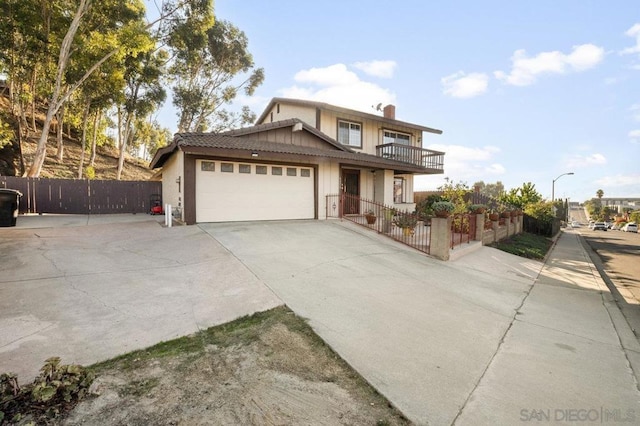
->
(0, 176), (161, 214)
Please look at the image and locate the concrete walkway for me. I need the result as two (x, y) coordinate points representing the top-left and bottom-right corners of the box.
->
(0, 215), (282, 381)
(202, 221), (640, 425)
(454, 229), (640, 425)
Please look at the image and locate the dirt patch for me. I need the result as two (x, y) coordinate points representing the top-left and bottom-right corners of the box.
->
(61, 307), (409, 425)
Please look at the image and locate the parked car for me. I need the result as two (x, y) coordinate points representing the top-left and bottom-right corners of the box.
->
(588, 221), (595, 229)
(593, 222), (607, 231)
(622, 222), (638, 233)
(571, 221), (581, 228)
(610, 223), (622, 231)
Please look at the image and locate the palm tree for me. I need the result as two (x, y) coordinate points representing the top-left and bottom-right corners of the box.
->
(596, 189), (604, 199)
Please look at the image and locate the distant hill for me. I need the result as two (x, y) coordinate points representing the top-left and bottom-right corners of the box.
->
(0, 93), (156, 181)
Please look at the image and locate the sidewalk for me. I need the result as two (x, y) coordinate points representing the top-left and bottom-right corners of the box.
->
(454, 229), (640, 425)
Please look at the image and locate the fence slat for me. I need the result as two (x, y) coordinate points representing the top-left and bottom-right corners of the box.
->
(0, 176), (161, 214)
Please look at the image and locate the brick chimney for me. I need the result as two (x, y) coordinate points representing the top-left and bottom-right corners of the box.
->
(383, 104), (395, 120)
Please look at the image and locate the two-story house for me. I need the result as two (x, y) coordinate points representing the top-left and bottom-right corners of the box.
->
(150, 97), (444, 225)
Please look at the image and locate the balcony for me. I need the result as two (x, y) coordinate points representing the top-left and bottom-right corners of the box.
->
(376, 143), (445, 171)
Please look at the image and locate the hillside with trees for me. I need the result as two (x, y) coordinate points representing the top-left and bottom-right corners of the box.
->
(0, 0), (263, 180)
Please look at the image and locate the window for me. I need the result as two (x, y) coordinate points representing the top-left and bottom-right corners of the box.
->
(394, 177), (405, 203)
(301, 169), (311, 177)
(239, 164), (251, 174)
(287, 167), (297, 176)
(221, 163), (233, 173)
(201, 161), (215, 172)
(337, 120), (362, 147)
(384, 130), (411, 145)
(256, 165), (267, 175)
(272, 166), (283, 176)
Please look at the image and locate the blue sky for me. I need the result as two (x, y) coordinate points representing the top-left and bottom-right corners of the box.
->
(151, 0), (640, 203)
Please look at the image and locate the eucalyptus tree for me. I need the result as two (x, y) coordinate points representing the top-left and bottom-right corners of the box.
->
(116, 49), (167, 180)
(169, 18), (264, 132)
(24, 0), (152, 177)
(0, 0), (61, 164)
(130, 118), (171, 162)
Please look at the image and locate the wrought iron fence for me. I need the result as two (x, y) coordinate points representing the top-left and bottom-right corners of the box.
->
(326, 193), (431, 254)
(451, 213), (475, 249)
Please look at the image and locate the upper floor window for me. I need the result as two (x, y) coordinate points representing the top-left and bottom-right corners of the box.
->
(384, 130), (411, 145)
(337, 120), (362, 147)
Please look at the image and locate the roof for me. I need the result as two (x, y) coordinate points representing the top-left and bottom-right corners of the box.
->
(256, 97), (443, 135)
(219, 118), (354, 152)
(150, 130), (441, 174)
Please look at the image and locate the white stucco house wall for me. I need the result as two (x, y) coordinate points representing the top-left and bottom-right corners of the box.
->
(149, 98), (445, 225)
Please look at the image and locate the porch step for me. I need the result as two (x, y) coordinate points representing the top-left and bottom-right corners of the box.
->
(449, 240), (483, 261)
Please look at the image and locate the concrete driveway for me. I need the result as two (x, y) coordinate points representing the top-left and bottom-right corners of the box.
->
(0, 215), (282, 381)
(4, 217), (638, 425)
(200, 220), (543, 425)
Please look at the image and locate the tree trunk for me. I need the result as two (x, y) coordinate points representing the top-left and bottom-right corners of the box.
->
(89, 110), (100, 166)
(56, 103), (65, 162)
(26, 109), (54, 177)
(26, 0), (91, 177)
(15, 120), (25, 176)
(116, 111), (133, 181)
(77, 101), (90, 178)
(30, 68), (37, 133)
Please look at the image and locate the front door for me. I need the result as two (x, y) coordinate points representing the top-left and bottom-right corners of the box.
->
(342, 169), (360, 214)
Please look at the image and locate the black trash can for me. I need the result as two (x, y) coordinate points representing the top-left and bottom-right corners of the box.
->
(0, 188), (22, 227)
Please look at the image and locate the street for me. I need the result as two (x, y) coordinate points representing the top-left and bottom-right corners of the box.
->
(579, 225), (640, 339)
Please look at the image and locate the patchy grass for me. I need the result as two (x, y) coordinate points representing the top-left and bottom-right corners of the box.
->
(70, 306), (410, 425)
(490, 232), (553, 260)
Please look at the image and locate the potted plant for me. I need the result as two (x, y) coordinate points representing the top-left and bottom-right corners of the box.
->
(488, 210), (499, 221)
(365, 209), (377, 225)
(382, 208), (395, 232)
(393, 214), (418, 236)
(469, 204), (487, 214)
(432, 201), (455, 218)
(501, 210), (511, 219)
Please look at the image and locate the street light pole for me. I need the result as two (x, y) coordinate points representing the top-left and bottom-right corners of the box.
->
(552, 172), (574, 203)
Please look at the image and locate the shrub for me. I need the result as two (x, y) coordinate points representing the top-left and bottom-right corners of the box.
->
(432, 201), (455, 213)
(0, 357), (94, 423)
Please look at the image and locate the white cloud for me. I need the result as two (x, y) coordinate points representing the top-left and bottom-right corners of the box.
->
(595, 173), (640, 188)
(422, 144), (504, 181)
(565, 153), (607, 169)
(441, 71), (489, 98)
(280, 63), (396, 112)
(494, 44), (605, 86)
(485, 163), (506, 175)
(353, 60), (397, 78)
(294, 64), (360, 86)
(621, 23), (640, 55)
(629, 130), (640, 144)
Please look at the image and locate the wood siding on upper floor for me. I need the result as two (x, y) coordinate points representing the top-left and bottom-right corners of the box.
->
(258, 102), (424, 156)
(241, 127), (332, 150)
(263, 103), (318, 128)
(318, 110), (422, 155)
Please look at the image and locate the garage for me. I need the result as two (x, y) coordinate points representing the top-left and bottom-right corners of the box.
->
(195, 159), (315, 222)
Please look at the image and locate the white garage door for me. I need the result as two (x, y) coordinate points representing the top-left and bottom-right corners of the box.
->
(196, 160), (315, 222)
